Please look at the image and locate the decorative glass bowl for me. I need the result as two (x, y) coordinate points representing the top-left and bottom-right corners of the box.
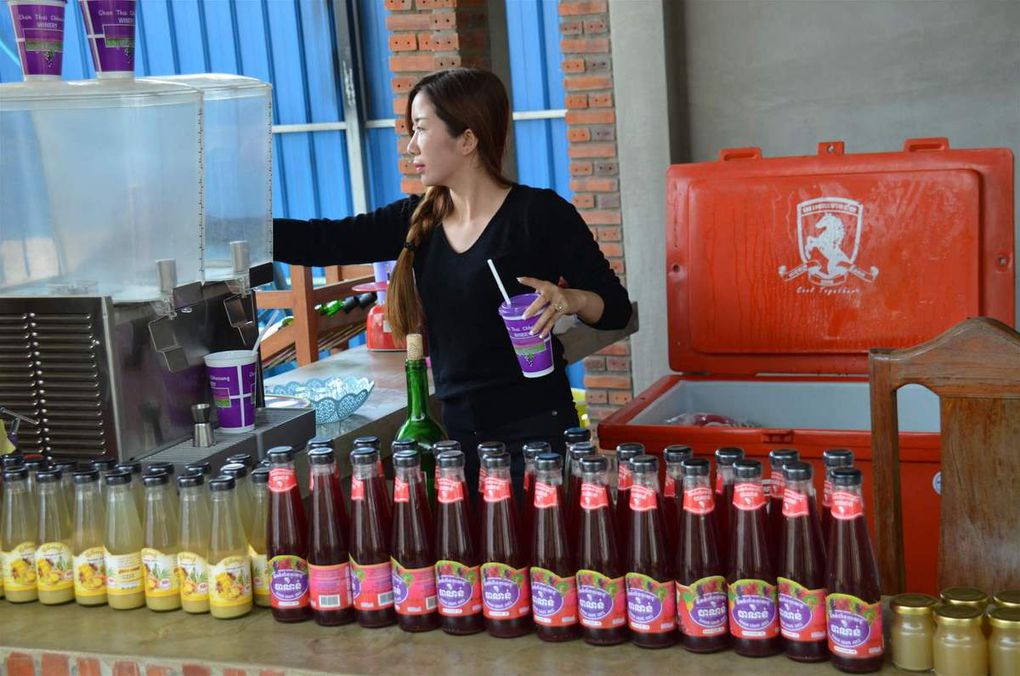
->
(265, 377), (374, 424)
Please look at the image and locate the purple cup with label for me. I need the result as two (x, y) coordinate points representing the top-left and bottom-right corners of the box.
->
(8, 0), (67, 80)
(497, 293), (554, 378)
(79, 0), (136, 78)
(203, 350), (257, 433)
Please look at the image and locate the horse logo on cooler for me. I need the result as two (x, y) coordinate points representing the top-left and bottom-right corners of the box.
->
(779, 197), (879, 287)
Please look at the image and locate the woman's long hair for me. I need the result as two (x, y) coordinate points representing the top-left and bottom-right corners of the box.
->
(386, 68), (512, 342)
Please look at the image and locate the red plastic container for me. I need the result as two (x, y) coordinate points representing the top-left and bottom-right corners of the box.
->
(598, 138), (1014, 595)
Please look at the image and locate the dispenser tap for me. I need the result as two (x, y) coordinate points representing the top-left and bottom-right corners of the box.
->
(226, 240), (252, 297)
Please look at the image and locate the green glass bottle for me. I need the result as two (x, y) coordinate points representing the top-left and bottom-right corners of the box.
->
(394, 333), (446, 506)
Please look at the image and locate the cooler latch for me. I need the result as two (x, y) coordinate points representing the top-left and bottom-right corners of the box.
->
(760, 429), (794, 444)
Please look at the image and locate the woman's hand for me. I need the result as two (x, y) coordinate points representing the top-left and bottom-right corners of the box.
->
(518, 276), (594, 339)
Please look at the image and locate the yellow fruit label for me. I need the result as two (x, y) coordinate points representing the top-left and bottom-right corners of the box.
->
(250, 546), (269, 600)
(210, 555), (252, 608)
(2, 542), (38, 591)
(74, 547), (107, 597)
(177, 551), (209, 602)
(142, 548), (180, 598)
(105, 550), (143, 596)
(36, 542), (74, 592)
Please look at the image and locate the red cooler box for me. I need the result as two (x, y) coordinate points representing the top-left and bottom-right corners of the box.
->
(599, 138), (1015, 595)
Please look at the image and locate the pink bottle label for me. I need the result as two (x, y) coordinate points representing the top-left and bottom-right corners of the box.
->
(350, 559), (394, 611)
(435, 560), (482, 617)
(530, 567), (578, 627)
(827, 593), (884, 659)
(728, 579), (780, 639)
(391, 558), (437, 616)
(576, 570), (626, 628)
(308, 562), (352, 611)
(677, 576), (728, 637)
(481, 562), (530, 619)
(626, 573), (676, 634)
(778, 577), (827, 641)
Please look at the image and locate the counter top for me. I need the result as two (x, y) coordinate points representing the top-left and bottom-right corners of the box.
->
(0, 601), (898, 675)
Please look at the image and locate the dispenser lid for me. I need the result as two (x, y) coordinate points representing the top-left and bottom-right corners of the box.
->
(142, 74), (271, 100)
(0, 79), (201, 111)
(665, 139), (1014, 375)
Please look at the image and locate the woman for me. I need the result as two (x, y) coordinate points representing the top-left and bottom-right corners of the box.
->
(273, 68), (631, 497)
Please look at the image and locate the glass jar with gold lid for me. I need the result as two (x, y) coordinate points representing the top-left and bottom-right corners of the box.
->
(941, 587), (989, 611)
(992, 590), (1020, 611)
(989, 607), (1020, 676)
(934, 605), (987, 676)
(891, 593), (938, 671)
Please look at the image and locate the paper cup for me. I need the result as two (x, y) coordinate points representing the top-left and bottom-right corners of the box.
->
(79, 0), (136, 78)
(204, 350), (257, 433)
(498, 293), (555, 378)
(8, 0), (67, 80)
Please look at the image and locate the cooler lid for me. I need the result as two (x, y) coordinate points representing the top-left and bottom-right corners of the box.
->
(666, 138), (1014, 375)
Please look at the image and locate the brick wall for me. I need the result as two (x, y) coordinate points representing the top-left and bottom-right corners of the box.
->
(559, 0), (632, 424)
(384, 0), (634, 425)
(385, 0), (492, 196)
(2, 650), (288, 676)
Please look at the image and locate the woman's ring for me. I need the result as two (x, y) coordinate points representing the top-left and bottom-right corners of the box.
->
(554, 303), (565, 313)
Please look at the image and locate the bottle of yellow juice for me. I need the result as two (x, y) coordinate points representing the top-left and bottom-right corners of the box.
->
(104, 471), (144, 609)
(177, 473), (210, 614)
(35, 469), (75, 605)
(250, 467), (271, 607)
(72, 468), (107, 606)
(1, 466), (38, 603)
(142, 472), (181, 611)
(208, 476), (253, 619)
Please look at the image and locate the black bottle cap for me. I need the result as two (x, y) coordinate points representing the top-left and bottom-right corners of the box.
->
(227, 453), (255, 468)
(252, 467), (270, 484)
(146, 462), (176, 476)
(782, 461), (813, 482)
(664, 445), (693, 465)
(437, 450), (465, 468)
(831, 467), (862, 487)
(116, 461), (142, 475)
(220, 463), (249, 479)
(305, 436), (332, 450)
(433, 440), (462, 454)
(209, 476), (236, 492)
(393, 450), (420, 469)
(768, 448), (799, 468)
(143, 473), (170, 487)
(36, 469), (62, 484)
(391, 440), (417, 453)
(631, 454), (658, 474)
(523, 441), (550, 460)
(308, 447), (335, 465)
(3, 467), (29, 481)
(681, 458), (710, 477)
(535, 453), (562, 472)
(1, 454), (24, 469)
(73, 468), (100, 484)
(185, 462), (212, 476)
(267, 446), (295, 463)
(481, 450), (510, 470)
(177, 473), (204, 489)
(733, 459), (763, 479)
(353, 435), (380, 449)
(579, 455), (609, 473)
(104, 470), (132, 487)
(616, 443), (644, 463)
(350, 447), (379, 465)
(715, 447), (745, 465)
(823, 449), (854, 467)
(90, 457), (118, 471)
(53, 459), (79, 471)
(564, 426), (591, 444)
(477, 441), (506, 455)
(23, 456), (49, 471)
(569, 441), (596, 460)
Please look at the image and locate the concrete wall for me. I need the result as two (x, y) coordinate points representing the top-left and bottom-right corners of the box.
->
(612, 0), (1020, 391)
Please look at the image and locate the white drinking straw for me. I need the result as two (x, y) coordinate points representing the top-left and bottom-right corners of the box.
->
(486, 258), (512, 305)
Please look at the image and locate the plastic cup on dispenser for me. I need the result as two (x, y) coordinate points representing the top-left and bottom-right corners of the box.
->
(8, 0), (67, 80)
